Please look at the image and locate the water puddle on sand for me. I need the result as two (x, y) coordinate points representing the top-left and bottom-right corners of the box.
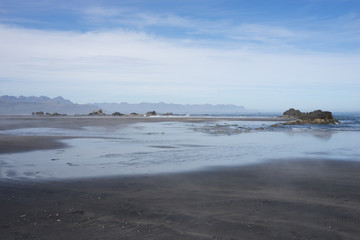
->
(1, 121), (360, 180)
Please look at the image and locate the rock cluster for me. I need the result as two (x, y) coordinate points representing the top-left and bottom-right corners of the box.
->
(283, 108), (339, 125)
(34, 109), (174, 117)
(32, 112), (67, 116)
(32, 111), (44, 116)
(89, 109), (104, 116)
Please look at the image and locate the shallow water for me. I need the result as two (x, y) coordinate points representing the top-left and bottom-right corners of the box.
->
(1, 119), (360, 180)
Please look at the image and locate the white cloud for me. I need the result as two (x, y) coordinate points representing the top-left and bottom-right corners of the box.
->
(0, 24), (359, 109)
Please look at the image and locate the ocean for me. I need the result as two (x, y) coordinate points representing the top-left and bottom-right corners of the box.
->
(1, 113), (359, 181)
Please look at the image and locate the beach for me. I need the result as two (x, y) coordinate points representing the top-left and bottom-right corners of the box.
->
(2, 0), (360, 238)
(1, 160), (360, 239)
(1, 116), (360, 239)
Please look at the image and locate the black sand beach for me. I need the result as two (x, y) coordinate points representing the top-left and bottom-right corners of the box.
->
(1, 160), (360, 239)
(1, 116), (360, 239)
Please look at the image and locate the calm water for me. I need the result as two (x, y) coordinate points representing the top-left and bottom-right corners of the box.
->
(1, 113), (360, 180)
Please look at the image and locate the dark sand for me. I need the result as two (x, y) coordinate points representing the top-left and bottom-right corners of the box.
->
(1, 160), (360, 240)
(0, 135), (68, 154)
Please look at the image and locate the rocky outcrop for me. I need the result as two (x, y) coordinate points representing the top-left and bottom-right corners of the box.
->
(283, 108), (339, 125)
(32, 111), (44, 116)
(160, 112), (174, 116)
(89, 109), (104, 116)
(283, 108), (302, 119)
(145, 111), (157, 116)
(45, 112), (67, 116)
(112, 112), (124, 116)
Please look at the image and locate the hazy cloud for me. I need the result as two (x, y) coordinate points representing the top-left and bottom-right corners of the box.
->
(1, 23), (359, 109)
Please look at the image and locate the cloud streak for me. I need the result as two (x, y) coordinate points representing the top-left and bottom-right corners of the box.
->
(79, 5), (360, 52)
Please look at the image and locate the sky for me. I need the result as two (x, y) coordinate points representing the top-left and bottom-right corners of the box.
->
(0, 0), (359, 111)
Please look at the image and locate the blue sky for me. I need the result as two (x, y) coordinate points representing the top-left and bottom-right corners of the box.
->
(0, 0), (359, 111)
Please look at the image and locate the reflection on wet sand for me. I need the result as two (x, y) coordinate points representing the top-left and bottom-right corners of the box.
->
(0, 117), (359, 180)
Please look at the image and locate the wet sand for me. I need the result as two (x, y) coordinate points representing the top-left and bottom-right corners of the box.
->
(1, 159), (360, 240)
(0, 115), (285, 131)
(0, 135), (68, 154)
(0, 115), (285, 155)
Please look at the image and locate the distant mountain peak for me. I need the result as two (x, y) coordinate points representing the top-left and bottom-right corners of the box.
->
(0, 95), (73, 104)
(53, 96), (73, 104)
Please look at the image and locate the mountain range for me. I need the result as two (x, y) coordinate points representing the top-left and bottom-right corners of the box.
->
(0, 95), (246, 115)
(0, 95), (97, 115)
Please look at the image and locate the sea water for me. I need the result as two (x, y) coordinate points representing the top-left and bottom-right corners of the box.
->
(0, 113), (359, 180)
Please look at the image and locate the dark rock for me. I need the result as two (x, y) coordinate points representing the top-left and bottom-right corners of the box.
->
(32, 111), (44, 116)
(283, 108), (339, 125)
(146, 111), (157, 116)
(112, 112), (124, 116)
(46, 112), (66, 116)
(45, 112), (67, 116)
(89, 109), (104, 116)
(160, 112), (174, 116)
(283, 108), (302, 119)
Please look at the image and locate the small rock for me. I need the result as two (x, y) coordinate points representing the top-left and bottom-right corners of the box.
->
(145, 111), (157, 116)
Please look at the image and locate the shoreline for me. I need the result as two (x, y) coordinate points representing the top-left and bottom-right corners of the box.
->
(0, 115), (287, 154)
(0, 114), (287, 121)
(1, 159), (360, 239)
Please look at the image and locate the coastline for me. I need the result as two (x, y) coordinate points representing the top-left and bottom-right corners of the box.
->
(0, 115), (287, 130)
(1, 159), (360, 239)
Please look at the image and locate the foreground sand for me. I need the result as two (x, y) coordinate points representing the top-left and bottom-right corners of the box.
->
(1, 159), (360, 240)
